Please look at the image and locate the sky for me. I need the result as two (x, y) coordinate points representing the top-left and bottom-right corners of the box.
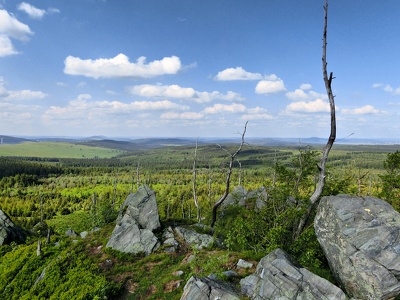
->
(1, 0), (400, 139)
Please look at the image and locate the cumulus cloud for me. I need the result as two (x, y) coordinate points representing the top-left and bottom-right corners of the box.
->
(43, 94), (188, 123)
(341, 105), (382, 115)
(286, 83), (327, 101)
(214, 67), (263, 81)
(129, 84), (244, 103)
(255, 77), (286, 95)
(0, 9), (33, 56)
(240, 106), (273, 120)
(0, 80), (47, 100)
(203, 103), (246, 114)
(286, 99), (330, 113)
(64, 54), (182, 79)
(160, 111), (204, 120)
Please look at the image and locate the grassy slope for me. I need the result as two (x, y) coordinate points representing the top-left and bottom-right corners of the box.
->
(0, 142), (124, 158)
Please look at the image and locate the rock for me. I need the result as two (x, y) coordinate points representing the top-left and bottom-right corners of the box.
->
(240, 248), (347, 300)
(222, 186), (247, 208)
(222, 186), (268, 211)
(236, 258), (253, 269)
(65, 229), (77, 238)
(80, 231), (88, 239)
(315, 194), (400, 300)
(0, 209), (26, 245)
(116, 185), (161, 231)
(162, 226), (179, 252)
(174, 226), (213, 250)
(106, 185), (161, 255)
(180, 276), (241, 300)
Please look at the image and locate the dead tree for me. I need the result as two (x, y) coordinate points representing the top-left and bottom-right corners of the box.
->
(210, 121), (248, 230)
(192, 138), (201, 222)
(294, 0), (336, 239)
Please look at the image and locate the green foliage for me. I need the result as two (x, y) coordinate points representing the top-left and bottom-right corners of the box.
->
(379, 150), (400, 211)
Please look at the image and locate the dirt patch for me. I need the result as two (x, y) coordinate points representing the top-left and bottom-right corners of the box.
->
(164, 280), (183, 292)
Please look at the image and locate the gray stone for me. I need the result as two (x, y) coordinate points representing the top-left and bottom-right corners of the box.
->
(236, 258), (253, 269)
(117, 185), (160, 231)
(180, 276), (241, 300)
(240, 248), (347, 300)
(174, 226), (213, 250)
(0, 209), (26, 245)
(80, 231), (88, 239)
(65, 229), (77, 238)
(106, 185), (161, 255)
(222, 186), (247, 208)
(315, 194), (400, 300)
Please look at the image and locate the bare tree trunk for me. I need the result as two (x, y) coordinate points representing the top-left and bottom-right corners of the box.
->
(294, 0), (336, 239)
(192, 138), (201, 222)
(210, 121), (248, 230)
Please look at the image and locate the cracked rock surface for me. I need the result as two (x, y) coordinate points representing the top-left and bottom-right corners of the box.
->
(180, 276), (240, 300)
(106, 185), (160, 255)
(315, 194), (400, 300)
(240, 248), (346, 300)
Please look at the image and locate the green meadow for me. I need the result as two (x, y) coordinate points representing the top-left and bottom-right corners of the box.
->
(0, 142), (124, 158)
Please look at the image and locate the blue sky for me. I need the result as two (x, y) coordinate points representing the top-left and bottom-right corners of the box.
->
(1, 0), (400, 139)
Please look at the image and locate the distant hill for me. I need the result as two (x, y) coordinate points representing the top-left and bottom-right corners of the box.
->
(0, 135), (34, 144)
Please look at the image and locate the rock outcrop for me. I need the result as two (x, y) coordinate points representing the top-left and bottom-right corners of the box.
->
(240, 248), (347, 300)
(315, 195), (400, 299)
(174, 226), (214, 250)
(222, 185), (267, 210)
(180, 276), (241, 300)
(106, 185), (161, 255)
(0, 209), (27, 245)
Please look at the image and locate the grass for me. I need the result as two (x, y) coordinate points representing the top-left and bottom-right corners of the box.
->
(0, 142), (124, 158)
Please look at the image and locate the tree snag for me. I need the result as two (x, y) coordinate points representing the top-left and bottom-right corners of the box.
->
(294, 0), (336, 239)
(192, 137), (201, 223)
(210, 121), (248, 230)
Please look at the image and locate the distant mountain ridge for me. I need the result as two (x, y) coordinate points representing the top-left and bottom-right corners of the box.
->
(2, 135), (399, 151)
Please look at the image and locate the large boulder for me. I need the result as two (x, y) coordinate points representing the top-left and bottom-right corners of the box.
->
(315, 194), (400, 299)
(180, 276), (240, 300)
(0, 209), (27, 245)
(240, 248), (347, 300)
(106, 185), (161, 255)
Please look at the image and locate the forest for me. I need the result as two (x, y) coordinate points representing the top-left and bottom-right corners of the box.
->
(0, 140), (399, 299)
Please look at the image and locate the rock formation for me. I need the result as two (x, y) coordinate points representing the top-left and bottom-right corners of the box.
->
(180, 276), (241, 300)
(240, 248), (346, 300)
(315, 194), (400, 299)
(0, 209), (27, 245)
(106, 185), (161, 255)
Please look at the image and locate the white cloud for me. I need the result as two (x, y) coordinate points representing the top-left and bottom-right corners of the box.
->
(203, 103), (246, 114)
(255, 78), (286, 95)
(300, 83), (312, 90)
(214, 67), (263, 81)
(130, 84), (195, 98)
(43, 94), (188, 124)
(160, 111), (204, 119)
(373, 82), (400, 95)
(341, 105), (382, 115)
(286, 84), (327, 101)
(0, 34), (17, 56)
(241, 106), (273, 120)
(286, 99), (330, 113)
(17, 2), (46, 19)
(129, 84), (244, 103)
(0, 80), (47, 100)
(64, 54), (182, 79)
(0, 9), (33, 56)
